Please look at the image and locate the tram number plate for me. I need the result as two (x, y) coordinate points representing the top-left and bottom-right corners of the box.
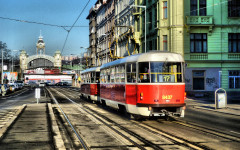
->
(162, 95), (172, 100)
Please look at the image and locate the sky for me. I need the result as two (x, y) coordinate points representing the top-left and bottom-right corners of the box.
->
(0, 0), (96, 56)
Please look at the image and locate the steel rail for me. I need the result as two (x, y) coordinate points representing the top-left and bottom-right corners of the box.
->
(46, 88), (90, 150)
(57, 87), (208, 150)
(51, 87), (148, 150)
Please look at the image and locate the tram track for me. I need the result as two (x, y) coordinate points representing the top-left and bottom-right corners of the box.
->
(48, 87), (211, 150)
(170, 118), (240, 142)
(48, 87), (147, 150)
(47, 88), (90, 150)
(55, 87), (240, 149)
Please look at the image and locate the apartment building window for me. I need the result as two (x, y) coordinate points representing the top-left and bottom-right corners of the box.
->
(149, 11), (152, 30)
(229, 33), (240, 52)
(190, 33), (207, 53)
(155, 38), (157, 50)
(154, 7), (158, 28)
(190, 0), (206, 16)
(163, 1), (168, 19)
(149, 41), (152, 50)
(229, 71), (240, 89)
(193, 71), (205, 90)
(163, 35), (168, 51)
(228, 0), (240, 17)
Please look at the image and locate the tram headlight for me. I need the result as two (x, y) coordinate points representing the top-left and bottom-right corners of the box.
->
(140, 92), (143, 100)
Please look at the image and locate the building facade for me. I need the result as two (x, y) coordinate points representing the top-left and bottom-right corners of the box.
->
(87, 6), (97, 67)
(94, 0), (115, 66)
(115, 0), (136, 57)
(184, 0), (240, 98)
(20, 35), (62, 70)
(87, 0), (240, 99)
(134, 0), (184, 54)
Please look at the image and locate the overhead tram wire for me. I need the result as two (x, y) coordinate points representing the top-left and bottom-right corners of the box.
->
(0, 16), (88, 28)
(61, 0), (91, 54)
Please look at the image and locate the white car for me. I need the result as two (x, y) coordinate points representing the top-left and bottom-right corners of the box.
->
(39, 82), (45, 87)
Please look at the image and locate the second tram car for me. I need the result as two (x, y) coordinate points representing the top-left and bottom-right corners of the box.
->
(80, 67), (100, 102)
(99, 51), (185, 118)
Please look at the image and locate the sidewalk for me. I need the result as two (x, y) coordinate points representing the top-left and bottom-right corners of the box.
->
(0, 103), (53, 149)
(186, 97), (240, 116)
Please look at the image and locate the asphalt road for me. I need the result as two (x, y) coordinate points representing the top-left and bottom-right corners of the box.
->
(182, 105), (240, 137)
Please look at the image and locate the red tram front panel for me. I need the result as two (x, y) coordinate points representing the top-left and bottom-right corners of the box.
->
(128, 84), (185, 106)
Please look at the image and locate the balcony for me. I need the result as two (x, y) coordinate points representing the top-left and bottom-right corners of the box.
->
(228, 53), (240, 60)
(186, 16), (214, 34)
(190, 53), (208, 60)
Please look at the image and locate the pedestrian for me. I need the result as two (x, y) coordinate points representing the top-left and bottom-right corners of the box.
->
(1, 84), (6, 96)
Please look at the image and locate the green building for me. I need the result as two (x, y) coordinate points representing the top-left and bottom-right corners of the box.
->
(133, 0), (184, 55)
(184, 0), (240, 100)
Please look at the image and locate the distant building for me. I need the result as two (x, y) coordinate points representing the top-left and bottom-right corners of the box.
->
(20, 34), (62, 70)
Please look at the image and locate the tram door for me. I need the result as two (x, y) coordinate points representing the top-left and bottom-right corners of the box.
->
(96, 72), (100, 95)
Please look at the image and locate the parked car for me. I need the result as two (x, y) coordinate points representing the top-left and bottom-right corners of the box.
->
(14, 80), (24, 89)
(39, 82), (45, 87)
(9, 85), (16, 92)
(55, 82), (68, 86)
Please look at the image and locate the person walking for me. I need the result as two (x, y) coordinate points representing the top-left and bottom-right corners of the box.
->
(1, 84), (6, 96)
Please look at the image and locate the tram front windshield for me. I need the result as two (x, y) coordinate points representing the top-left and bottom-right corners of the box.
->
(138, 62), (183, 83)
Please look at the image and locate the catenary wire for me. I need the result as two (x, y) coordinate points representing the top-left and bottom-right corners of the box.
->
(61, 0), (91, 54)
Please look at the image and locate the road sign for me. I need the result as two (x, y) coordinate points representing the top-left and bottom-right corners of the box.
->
(35, 88), (40, 104)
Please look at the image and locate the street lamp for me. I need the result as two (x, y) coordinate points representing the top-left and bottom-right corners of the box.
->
(0, 42), (7, 84)
(130, 5), (146, 53)
(11, 50), (19, 73)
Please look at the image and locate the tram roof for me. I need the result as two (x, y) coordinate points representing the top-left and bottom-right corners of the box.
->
(101, 51), (184, 69)
(81, 66), (100, 74)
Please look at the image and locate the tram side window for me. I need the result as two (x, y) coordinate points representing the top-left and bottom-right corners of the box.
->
(96, 72), (100, 83)
(139, 62), (150, 83)
(91, 72), (95, 83)
(115, 66), (120, 83)
(110, 67), (115, 83)
(100, 70), (105, 83)
(127, 63), (136, 83)
(106, 68), (110, 83)
(120, 65), (125, 83)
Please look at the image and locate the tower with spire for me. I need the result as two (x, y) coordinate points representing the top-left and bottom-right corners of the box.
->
(36, 31), (45, 55)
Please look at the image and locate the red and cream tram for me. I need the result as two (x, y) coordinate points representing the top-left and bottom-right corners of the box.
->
(99, 51), (186, 118)
(80, 67), (100, 103)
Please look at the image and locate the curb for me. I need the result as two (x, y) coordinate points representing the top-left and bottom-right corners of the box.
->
(193, 106), (240, 116)
(48, 103), (66, 149)
(0, 104), (26, 140)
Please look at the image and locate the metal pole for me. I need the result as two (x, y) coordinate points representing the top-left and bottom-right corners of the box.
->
(2, 46), (3, 84)
(12, 50), (13, 73)
(144, 7), (146, 53)
(130, 5), (146, 53)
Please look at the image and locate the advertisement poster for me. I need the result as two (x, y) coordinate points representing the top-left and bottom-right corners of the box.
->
(3, 72), (18, 81)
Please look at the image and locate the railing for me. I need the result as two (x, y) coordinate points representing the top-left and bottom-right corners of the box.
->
(228, 53), (240, 59)
(186, 16), (214, 25)
(190, 54), (208, 60)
